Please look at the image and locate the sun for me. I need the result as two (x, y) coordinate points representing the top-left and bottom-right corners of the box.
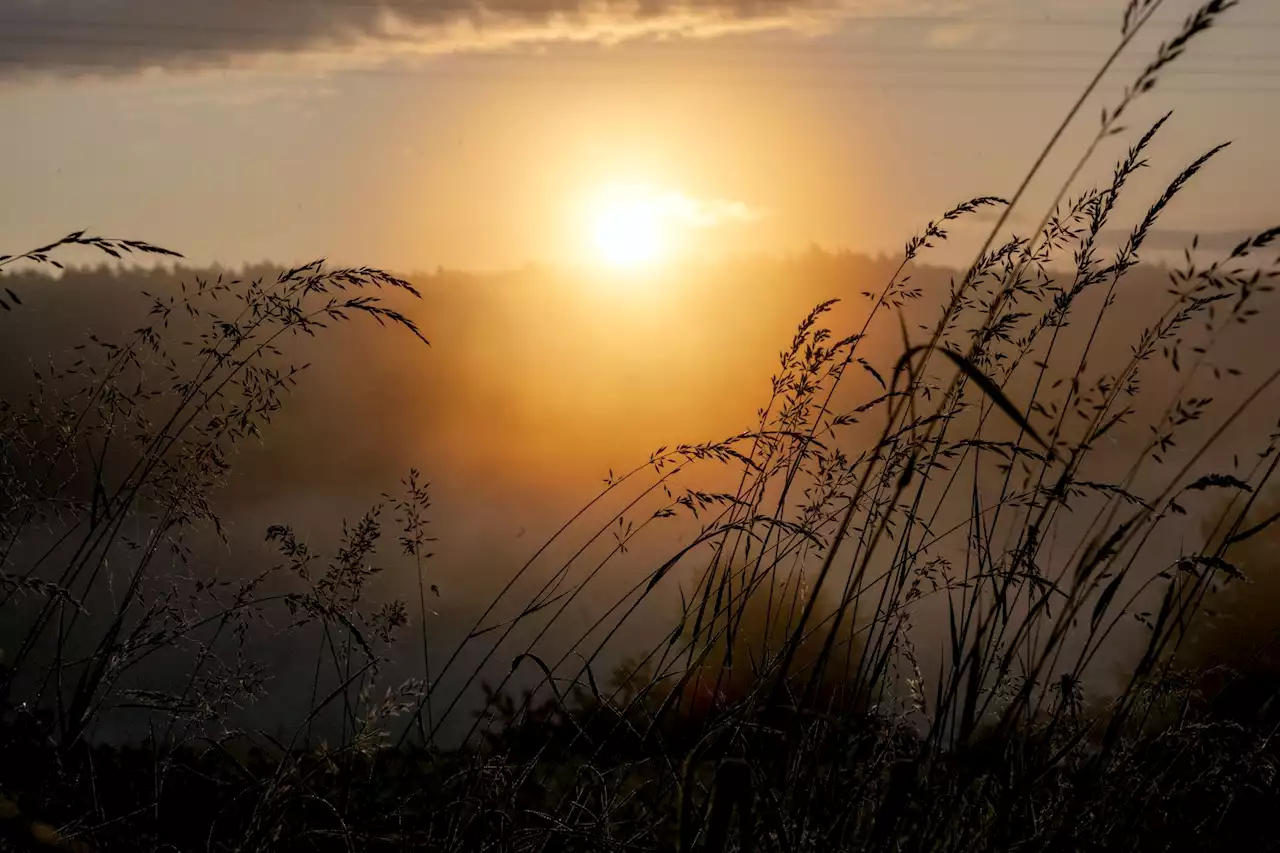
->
(589, 184), (668, 268)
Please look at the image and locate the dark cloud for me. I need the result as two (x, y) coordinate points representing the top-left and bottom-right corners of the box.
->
(1099, 228), (1279, 253)
(0, 0), (846, 78)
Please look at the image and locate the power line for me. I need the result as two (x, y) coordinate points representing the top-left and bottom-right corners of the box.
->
(1, 31), (1278, 71)
(6, 55), (1275, 96)
(4, 44), (1279, 84)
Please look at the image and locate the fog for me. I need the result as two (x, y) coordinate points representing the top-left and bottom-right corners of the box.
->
(3, 246), (1276, 746)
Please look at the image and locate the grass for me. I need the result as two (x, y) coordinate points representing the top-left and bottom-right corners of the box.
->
(4, 0), (1280, 849)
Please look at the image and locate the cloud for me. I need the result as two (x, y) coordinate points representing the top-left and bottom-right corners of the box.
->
(654, 190), (762, 228)
(1098, 228), (1277, 254)
(600, 183), (762, 230)
(0, 1), (961, 79)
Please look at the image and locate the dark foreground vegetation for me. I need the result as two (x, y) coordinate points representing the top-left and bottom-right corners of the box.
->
(6, 1), (1280, 850)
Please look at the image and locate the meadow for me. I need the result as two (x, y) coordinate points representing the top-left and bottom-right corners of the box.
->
(5, 1), (1280, 850)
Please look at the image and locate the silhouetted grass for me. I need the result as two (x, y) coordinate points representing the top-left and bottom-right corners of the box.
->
(5, 0), (1280, 850)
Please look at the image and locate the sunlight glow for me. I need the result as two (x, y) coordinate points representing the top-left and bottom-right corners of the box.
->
(589, 183), (668, 268)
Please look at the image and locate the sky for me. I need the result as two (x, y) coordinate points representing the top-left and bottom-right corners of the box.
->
(1, 0), (1278, 271)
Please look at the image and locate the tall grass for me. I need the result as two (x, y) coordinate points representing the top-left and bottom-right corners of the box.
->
(4, 0), (1280, 850)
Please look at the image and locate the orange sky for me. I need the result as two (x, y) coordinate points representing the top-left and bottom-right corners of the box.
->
(0, 0), (1278, 271)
